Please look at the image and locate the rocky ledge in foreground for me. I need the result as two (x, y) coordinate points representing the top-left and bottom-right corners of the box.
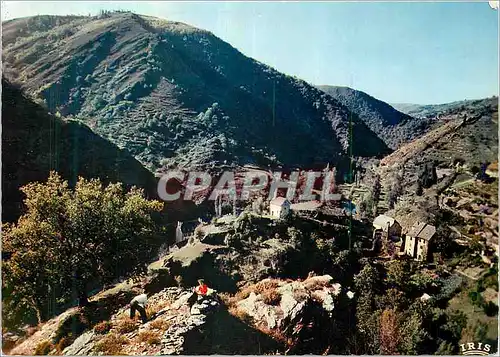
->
(222, 274), (356, 355)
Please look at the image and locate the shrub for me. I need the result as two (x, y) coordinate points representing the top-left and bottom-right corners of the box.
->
(115, 317), (138, 333)
(137, 330), (161, 345)
(262, 289), (281, 306)
(304, 279), (330, 291)
(93, 321), (112, 334)
(235, 285), (255, 301)
(483, 301), (498, 317)
(34, 340), (53, 355)
(228, 306), (253, 324)
(254, 279), (280, 294)
(95, 333), (128, 355)
(55, 337), (72, 353)
(292, 289), (309, 302)
(147, 299), (172, 318)
(149, 318), (172, 331)
(468, 290), (484, 307)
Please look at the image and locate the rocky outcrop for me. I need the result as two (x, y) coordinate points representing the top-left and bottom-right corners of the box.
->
(160, 292), (220, 354)
(61, 287), (221, 356)
(232, 275), (355, 354)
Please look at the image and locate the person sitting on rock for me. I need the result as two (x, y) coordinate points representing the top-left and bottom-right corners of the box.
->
(130, 293), (148, 323)
(194, 279), (208, 296)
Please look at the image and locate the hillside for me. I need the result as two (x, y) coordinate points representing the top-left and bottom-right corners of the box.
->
(317, 85), (436, 149)
(2, 13), (390, 174)
(392, 98), (497, 119)
(380, 96), (498, 170)
(1, 78), (158, 222)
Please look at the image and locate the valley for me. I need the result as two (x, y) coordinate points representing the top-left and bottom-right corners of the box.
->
(1, 10), (498, 356)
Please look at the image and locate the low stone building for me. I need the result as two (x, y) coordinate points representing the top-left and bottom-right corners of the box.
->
(402, 222), (436, 261)
(269, 197), (291, 220)
(373, 214), (402, 241)
(372, 215), (402, 254)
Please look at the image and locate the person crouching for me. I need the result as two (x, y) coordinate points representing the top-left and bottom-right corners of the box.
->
(130, 293), (148, 323)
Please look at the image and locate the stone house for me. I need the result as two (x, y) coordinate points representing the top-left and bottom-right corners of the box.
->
(372, 214), (402, 254)
(269, 197), (291, 220)
(373, 214), (402, 240)
(403, 222), (436, 261)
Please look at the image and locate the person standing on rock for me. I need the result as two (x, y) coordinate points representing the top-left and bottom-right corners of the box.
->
(130, 293), (148, 323)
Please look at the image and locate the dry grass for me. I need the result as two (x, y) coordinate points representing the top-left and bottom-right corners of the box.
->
(55, 337), (72, 353)
(149, 318), (172, 331)
(219, 292), (240, 309)
(292, 289), (310, 302)
(115, 317), (138, 333)
(95, 333), (129, 355)
(235, 284), (255, 301)
(258, 325), (291, 345)
(261, 289), (282, 306)
(234, 279), (282, 301)
(93, 320), (112, 334)
(137, 330), (161, 345)
(228, 305), (253, 324)
(34, 340), (53, 355)
(146, 298), (172, 318)
(254, 279), (281, 294)
(310, 291), (326, 304)
(303, 279), (330, 291)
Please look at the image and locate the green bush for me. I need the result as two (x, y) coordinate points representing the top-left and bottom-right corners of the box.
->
(483, 301), (498, 317)
(468, 290), (484, 307)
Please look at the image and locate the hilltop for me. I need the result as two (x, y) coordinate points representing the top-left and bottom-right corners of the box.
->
(392, 98), (498, 119)
(2, 12), (390, 174)
(317, 85), (438, 149)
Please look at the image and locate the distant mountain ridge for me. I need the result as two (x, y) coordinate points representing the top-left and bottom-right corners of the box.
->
(317, 85), (436, 149)
(392, 98), (498, 119)
(381, 96), (498, 168)
(2, 12), (390, 174)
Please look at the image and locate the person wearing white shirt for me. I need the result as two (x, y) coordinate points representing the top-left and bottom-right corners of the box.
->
(130, 293), (148, 323)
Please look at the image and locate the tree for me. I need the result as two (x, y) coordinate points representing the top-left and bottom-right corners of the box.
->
(3, 172), (163, 324)
(433, 224), (453, 258)
(387, 179), (402, 209)
(354, 263), (380, 294)
(372, 175), (381, 203)
(378, 288), (407, 312)
(379, 309), (399, 355)
(398, 310), (428, 354)
(385, 260), (412, 290)
(417, 162), (438, 191)
(355, 296), (381, 354)
(359, 192), (374, 219)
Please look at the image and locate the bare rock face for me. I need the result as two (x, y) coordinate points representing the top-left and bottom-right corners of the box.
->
(62, 287), (221, 356)
(62, 331), (95, 355)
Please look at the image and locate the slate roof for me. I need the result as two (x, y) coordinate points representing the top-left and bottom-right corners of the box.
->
(407, 222), (436, 241)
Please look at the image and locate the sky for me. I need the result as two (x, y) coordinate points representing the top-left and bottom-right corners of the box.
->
(1, 1), (498, 104)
